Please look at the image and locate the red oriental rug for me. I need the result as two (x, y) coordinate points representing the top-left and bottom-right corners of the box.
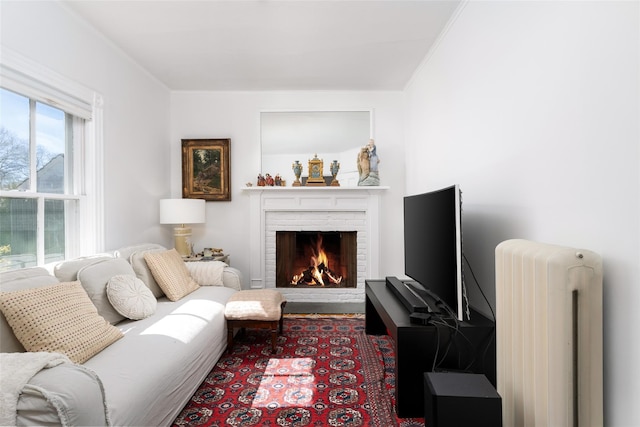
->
(172, 316), (424, 427)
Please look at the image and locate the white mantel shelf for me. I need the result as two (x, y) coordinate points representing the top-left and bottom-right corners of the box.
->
(241, 186), (389, 192)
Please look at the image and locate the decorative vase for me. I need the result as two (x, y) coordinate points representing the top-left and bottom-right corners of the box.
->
(330, 160), (340, 186)
(292, 161), (302, 186)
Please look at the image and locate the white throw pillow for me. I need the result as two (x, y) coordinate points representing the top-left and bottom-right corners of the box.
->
(106, 275), (157, 320)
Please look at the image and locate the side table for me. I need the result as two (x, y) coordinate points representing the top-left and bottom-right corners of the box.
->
(184, 254), (230, 265)
(212, 254), (229, 264)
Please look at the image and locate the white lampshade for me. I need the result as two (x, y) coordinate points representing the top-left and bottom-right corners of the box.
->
(159, 199), (206, 225)
(159, 199), (206, 258)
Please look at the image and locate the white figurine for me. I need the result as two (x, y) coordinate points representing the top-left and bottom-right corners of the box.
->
(357, 139), (380, 186)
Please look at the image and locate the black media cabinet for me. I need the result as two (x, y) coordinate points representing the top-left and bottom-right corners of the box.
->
(365, 280), (496, 418)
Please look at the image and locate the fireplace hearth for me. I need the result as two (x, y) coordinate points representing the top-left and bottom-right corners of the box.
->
(276, 231), (357, 288)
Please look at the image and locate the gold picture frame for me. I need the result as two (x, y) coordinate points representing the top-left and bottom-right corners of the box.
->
(182, 138), (231, 201)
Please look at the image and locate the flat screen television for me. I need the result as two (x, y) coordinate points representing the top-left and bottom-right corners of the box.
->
(403, 184), (468, 321)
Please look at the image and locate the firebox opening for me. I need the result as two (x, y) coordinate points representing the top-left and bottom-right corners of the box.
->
(276, 231), (357, 288)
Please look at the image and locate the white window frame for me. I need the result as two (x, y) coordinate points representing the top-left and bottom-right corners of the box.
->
(0, 47), (104, 261)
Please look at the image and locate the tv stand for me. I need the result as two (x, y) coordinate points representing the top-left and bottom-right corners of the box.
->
(365, 279), (496, 418)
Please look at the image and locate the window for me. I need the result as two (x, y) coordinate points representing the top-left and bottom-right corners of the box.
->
(0, 89), (77, 269)
(0, 49), (103, 271)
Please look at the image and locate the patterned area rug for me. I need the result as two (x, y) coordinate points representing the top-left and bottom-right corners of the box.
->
(172, 316), (424, 426)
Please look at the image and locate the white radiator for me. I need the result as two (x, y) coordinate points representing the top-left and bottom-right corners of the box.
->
(495, 239), (603, 427)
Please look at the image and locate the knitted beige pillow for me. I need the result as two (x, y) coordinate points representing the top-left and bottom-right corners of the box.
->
(143, 249), (200, 301)
(0, 281), (123, 363)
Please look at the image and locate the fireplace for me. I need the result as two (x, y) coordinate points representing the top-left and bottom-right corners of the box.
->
(276, 231), (357, 288)
(244, 186), (387, 303)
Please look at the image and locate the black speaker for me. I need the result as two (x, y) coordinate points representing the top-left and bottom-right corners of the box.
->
(424, 372), (502, 427)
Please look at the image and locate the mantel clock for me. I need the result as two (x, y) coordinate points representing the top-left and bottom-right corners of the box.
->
(306, 154), (326, 186)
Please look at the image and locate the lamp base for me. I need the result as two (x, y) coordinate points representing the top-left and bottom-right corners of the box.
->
(173, 226), (192, 257)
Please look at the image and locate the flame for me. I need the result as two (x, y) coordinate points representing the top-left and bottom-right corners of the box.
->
(290, 234), (343, 286)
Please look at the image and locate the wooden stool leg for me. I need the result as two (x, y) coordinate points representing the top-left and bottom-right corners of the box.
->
(227, 326), (234, 352)
(271, 327), (277, 353)
(279, 301), (286, 333)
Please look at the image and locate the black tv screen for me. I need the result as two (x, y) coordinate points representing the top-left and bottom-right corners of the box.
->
(403, 184), (465, 321)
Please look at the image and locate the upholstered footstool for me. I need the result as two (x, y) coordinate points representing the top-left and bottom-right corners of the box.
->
(224, 289), (286, 353)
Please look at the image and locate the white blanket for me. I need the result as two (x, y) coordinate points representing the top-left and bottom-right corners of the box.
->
(0, 352), (70, 426)
(185, 260), (227, 286)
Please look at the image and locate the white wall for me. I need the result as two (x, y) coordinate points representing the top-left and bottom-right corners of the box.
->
(5, 1), (637, 422)
(170, 91), (405, 285)
(404, 2), (639, 425)
(0, 1), (172, 250)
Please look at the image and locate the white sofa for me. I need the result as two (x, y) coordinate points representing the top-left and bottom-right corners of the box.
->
(0, 244), (242, 426)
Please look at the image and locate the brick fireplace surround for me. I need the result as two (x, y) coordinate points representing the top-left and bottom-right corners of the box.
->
(244, 187), (387, 303)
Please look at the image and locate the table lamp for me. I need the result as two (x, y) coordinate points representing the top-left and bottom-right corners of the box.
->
(159, 198), (206, 257)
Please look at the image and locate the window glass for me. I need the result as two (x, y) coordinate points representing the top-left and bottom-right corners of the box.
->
(44, 198), (68, 264)
(36, 102), (67, 194)
(0, 197), (37, 270)
(0, 89), (30, 191)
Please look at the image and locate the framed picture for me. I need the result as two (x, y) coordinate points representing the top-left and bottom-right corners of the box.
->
(182, 138), (231, 201)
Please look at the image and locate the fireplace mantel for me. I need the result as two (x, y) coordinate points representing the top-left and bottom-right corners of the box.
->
(241, 186), (389, 194)
(244, 186), (388, 303)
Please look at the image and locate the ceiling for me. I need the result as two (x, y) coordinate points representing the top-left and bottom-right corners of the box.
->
(62, 0), (461, 91)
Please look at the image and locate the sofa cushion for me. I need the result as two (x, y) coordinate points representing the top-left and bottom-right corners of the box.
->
(0, 281), (123, 363)
(143, 249), (200, 301)
(53, 254), (114, 282)
(113, 243), (166, 261)
(0, 267), (59, 291)
(129, 249), (165, 298)
(107, 275), (157, 320)
(77, 258), (137, 325)
(81, 285), (237, 426)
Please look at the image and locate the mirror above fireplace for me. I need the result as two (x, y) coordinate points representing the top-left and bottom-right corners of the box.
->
(260, 110), (372, 187)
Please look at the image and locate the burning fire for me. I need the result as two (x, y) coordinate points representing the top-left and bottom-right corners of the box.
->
(290, 234), (343, 286)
